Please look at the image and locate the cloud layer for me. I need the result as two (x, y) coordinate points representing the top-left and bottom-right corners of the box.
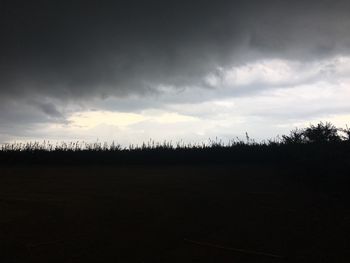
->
(2, 0), (350, 99)
(1, 0), (350, 142)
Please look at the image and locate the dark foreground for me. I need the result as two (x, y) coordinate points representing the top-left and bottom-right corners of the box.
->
(1, 164), (350, 262)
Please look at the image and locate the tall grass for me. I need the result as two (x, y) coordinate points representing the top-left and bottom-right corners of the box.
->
(0, 137), (254, 152)
(0, 122), (349, 165)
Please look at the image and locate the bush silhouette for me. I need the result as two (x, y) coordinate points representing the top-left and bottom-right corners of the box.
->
(303, 122), (341, 143)
(340, 125), (350, 141)
(282, 122), (343, 144)
(281, 128), (305, 144)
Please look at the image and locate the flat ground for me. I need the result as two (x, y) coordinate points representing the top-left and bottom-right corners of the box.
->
(0, 164), (349, 262)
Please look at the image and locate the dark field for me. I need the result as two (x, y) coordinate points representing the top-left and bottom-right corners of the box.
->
(1, 164), (350, 262)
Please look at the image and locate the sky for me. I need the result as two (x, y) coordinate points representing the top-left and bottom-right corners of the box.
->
(1, 0), (350, 146)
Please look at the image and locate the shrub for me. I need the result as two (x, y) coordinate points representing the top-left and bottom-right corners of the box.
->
(281, 128), (305, 144)
(340, 125), (350, 141)
(303, 122), (341, 143)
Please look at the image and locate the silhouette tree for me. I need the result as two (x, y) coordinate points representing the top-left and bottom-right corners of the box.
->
(303, 122), (341, 143)
(340, 125), (350, 142)
(282, 128), (305, 144)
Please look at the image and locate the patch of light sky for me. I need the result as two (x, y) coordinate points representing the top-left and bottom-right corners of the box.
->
(3, 55), (350, 146)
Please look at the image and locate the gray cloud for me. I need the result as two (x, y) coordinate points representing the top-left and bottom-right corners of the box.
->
(1, 0), (350, 141)
(30, 101), (64, 119)
(1, 0), (350, 101)
(0, 97), (69, 140)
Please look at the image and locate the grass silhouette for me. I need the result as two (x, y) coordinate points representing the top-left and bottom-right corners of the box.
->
(1, 122), (350, 262)
(0, 121), (349, 165)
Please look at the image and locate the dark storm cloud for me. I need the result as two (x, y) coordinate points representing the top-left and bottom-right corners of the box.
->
(0, 0), (236, 99)
(30, 101), (64, 118)
(1, 0), (350, 101)
(0, 97), (68, 140)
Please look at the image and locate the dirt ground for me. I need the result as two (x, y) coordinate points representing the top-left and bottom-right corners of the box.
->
(0, 164), (349, 262)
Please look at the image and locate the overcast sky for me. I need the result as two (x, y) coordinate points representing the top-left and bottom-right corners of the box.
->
(1, 0), (350, 145)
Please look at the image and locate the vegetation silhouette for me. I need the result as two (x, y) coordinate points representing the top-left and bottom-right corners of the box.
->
(0, 121), (349, 166)
(1, 122), (350, 263)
